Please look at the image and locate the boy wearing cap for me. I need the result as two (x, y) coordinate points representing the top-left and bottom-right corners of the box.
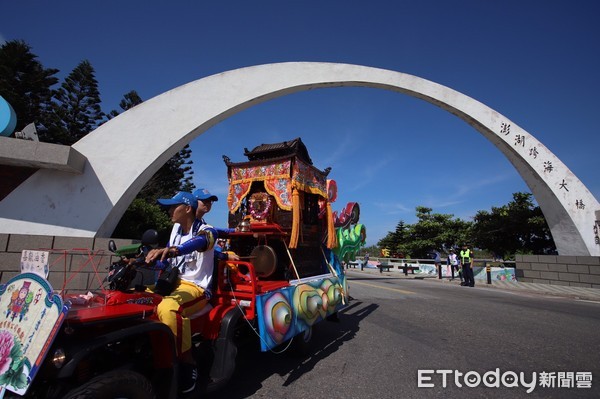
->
(193, 187), (237, 240)
(193, 187), (218, 226)
(146, 191), (218, 394)
(193, 187), (218, 205)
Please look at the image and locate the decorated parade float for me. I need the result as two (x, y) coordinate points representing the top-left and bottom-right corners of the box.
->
(0, 137), (366, 398)
(221, 137), (365, 350)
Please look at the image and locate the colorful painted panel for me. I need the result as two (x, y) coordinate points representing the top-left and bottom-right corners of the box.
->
(473, 266), (517, 281)
(405, 263), (518, 282)
(333, 223), (366, 263)
(0, 273), (69, 395)
(255, 276), (347, 352)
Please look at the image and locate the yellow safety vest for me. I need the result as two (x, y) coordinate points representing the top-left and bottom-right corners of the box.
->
(460, 249), (471, 264)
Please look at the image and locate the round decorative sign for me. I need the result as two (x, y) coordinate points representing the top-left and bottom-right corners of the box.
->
(0, 96), (17, 137)
(326, 179), (338, 202)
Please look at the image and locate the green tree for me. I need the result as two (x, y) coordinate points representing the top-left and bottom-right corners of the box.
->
(361, 245), (381, 257)
(378, 207), (472, 259)
(45, 60), (104, 144)
(107, 90), (143, 120)
(376, 193), (555, 260)
(405, 206), (469, 258)
(0, 43), (195, 240)
(177, 145), (195, 192)
(111, 198), (173, 241)
(137, 145), (194, 201)
(377, 220), (410, 257)
(0, 40), (58, 132)
(471, 192), (555, 259)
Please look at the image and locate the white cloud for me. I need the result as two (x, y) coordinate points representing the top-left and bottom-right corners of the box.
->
(350, 156), (393, 191)
(372, 201), (412, 215)
(315, 133), (359, 167)
(429, 172), (514, 209)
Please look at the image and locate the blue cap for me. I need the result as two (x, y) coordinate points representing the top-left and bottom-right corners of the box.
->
(193, 188), (218, 202)
(157, 191), (197, 209)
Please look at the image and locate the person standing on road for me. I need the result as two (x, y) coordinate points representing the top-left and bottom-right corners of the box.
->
(460, 244), (475, 287)
(447, 249), (460, 281)
(362, 253), (369, 271)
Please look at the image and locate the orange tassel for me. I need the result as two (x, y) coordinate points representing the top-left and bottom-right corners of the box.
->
(289, 188), (300, 248)
(227, 186), (234, 214)
(326, 201), (337, 248)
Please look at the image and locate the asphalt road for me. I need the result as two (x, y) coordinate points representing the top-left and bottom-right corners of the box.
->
(207, 271), (600, 399)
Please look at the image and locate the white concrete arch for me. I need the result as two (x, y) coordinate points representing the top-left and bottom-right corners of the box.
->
(0, 62), (597, 255)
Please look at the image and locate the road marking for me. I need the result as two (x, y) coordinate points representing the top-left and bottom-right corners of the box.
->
(351, 280), (415, 295)
(575, 299), (600, 305)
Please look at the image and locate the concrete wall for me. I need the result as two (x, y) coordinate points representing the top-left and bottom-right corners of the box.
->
(3, 234), (599, 290)
(0, 233), (136, 292)
(515, 254), (600, 288)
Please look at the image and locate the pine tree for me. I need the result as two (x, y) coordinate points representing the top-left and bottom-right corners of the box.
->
(0, 40), (58, 132)
(472, 192), (555, 259)
(178, 146), (195, 192)
(107, 90), (143, 120)
(45, 60), (104, 144)
(137, 147), (194, 201)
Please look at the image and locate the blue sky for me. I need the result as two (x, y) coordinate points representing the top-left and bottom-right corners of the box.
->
(1, 1), (599, 245)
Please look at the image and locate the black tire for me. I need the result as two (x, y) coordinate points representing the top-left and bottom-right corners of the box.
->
(62, 370), (156, 399)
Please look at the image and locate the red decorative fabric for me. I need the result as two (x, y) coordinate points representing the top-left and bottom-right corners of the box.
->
(291, 159), (327, 197)
(228, 160), (293, 212)
(227, 158), (327, 213)
(264, 178), (293, 210)
(228, 181), (252, 213)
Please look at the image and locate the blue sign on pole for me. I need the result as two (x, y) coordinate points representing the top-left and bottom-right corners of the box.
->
(0, 95), (17, 137)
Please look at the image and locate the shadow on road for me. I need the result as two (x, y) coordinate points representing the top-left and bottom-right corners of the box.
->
(206, 299), (378, 398)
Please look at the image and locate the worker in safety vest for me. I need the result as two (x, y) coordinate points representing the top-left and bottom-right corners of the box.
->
(459, 244), (475, 287)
